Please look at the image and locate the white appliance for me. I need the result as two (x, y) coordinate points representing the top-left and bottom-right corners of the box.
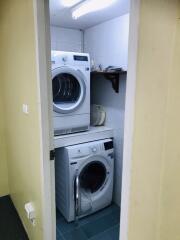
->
(55, 139), (114, 222)
(51, 51), (90, 136)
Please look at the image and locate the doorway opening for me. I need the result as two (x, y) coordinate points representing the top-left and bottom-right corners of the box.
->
(43, 0), (134, 239)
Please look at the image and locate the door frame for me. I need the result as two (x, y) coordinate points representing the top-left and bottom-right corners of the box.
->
(120, 0), (141, 239)
(33, 0), (141, 239)
(33, 0), (56, 239)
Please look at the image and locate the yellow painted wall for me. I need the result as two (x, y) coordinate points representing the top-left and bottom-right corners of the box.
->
(0, 88), (9, 197)
(128, 0), (180, 240)
(159, 3), (180, 240)
(0, 2), (9, 197)
(0, 1), (43, 239)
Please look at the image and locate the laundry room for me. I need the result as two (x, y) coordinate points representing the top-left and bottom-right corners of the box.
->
(49, 0), (130, 239)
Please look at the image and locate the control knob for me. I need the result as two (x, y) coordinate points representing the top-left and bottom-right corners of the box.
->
(91, 147), (97, 153)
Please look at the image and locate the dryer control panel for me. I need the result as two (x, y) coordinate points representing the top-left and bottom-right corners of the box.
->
(51, 50), (90, 67)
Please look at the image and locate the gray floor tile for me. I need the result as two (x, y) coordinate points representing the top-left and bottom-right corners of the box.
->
(56, 211), (77, 234)
(56, 204), (120, 240)
(89, 224), (120, 240)
(78, 204), (120, 226)
(81, 210), (119, 238)
(106, 224), (120, 240)
(57, 228), (65, 240)
(63, 227), (88, 240)
(89, 232), (111, 240)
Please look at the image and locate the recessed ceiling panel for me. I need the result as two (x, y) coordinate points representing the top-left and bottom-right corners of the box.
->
(50, 0), (130, 29)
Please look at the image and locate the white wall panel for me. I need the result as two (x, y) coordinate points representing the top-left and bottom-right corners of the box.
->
(91, 74), (127, 206)
(84, 14), (129, 70)
(50, 26), (82, 52)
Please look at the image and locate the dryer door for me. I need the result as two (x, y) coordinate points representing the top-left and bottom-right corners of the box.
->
(52, 67), (86, 114)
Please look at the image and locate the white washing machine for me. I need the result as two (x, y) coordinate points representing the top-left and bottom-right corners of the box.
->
(51, 51), (90, 136)
(55, 139), (114, 222)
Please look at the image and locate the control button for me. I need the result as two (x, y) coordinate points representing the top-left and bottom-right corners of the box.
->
(91, 147), (97, 153)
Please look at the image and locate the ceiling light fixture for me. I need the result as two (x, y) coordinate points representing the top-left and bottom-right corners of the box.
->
(72, 0), (117, 19)
(61, 0), (82, 8)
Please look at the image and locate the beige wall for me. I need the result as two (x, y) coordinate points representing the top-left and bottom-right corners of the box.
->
(0, 88), (9, 197)
(1, 0), (180, 240)
(0, 2), (9, 198)
(0, 0), (43, 239)
(159, 3), (180, 240)
(128, 1), (180, 240)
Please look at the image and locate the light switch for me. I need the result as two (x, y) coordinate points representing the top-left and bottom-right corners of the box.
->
(22, 104), (29, 114)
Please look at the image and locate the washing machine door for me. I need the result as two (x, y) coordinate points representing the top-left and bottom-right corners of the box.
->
(79, 158), (109, 193)
(52, 66), (86, 114)
(77, 156), (111, 215)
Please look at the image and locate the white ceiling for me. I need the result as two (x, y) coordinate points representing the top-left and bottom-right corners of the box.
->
(50, 0), (130, 30)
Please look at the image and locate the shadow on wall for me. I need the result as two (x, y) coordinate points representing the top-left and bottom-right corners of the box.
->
(91, 74), (127, 206)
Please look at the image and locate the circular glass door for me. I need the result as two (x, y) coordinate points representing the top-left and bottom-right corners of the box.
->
(52, 67), (86, 114)
(79, 161), (107, 193)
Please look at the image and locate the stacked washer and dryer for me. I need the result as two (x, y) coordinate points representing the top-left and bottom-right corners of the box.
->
(51, 51), (114, 222)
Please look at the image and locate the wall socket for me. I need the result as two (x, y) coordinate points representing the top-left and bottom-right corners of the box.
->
(24, 202), (36, 226)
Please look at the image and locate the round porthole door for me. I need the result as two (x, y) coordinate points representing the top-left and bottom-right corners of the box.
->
(74, 156), (112, 216)
(52, 67), (86, 114)
(79, 157), (110, 194)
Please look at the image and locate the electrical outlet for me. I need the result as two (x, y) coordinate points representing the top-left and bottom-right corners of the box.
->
(25, 202), (36, 226)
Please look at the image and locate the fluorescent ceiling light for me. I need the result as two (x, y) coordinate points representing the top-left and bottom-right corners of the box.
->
(72, 0), (117, 19)
(61, 0), (82, 8)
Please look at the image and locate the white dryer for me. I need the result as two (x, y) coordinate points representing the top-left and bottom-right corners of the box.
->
(51, 51), (90, 136)
(55, 139), (114, 222)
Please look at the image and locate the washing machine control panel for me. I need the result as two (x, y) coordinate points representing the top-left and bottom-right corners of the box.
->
(104, 141), (113, 150)
(67, 139), (113, 159)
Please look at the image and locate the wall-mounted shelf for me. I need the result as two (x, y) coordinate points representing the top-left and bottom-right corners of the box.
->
(91, 70), (127, 93)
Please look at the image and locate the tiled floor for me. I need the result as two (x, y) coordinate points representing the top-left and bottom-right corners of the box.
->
(56, 204), (120, 240)
(0, 196), (28, 240)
